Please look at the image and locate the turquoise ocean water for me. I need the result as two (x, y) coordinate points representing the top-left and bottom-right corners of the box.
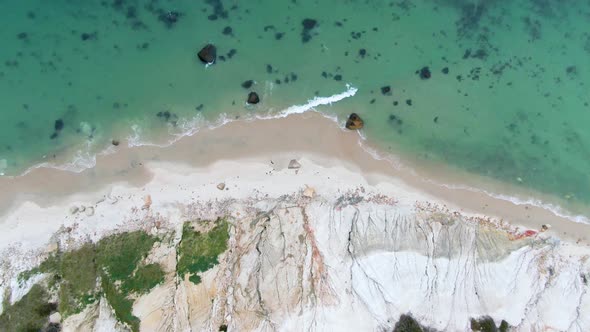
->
(1, 1), (589, 216)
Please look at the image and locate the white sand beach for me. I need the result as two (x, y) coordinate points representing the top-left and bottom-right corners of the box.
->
(0, 113), (589, 331)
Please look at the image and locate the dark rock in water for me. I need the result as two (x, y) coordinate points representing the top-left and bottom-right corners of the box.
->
(50, 132), (58, 139)
(419, 66), (431, 79)
(17, 32), (28, 40)
(442, 67), (449, 74)
(222, 26), (233, 35)
(334, 74), (342, 81)
(275, 32), (284, 40)
(247, 92), (260, 104)
(345, 113), (364, 130)
(112, 139), (120, 146)
(195, 104), (204, 111)
(406, 99), (412, 106)
(54, 119), (64, 131)
(241, 80), (254, 89)
(302, 19), (317, 30)
(381, 86), (391, 95)
(266, 64), (273, 73)
(197, 44), (217, 64)
(226, 49), (237, 58)
(359, 48), (367, 57)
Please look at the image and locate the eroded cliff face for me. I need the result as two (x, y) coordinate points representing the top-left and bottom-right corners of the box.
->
(3, 191), (589, 331)
(127, 193), (589, 332)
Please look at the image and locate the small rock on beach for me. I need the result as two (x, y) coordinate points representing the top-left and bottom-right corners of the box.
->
(288, 159), (301, 169)
(345, 113), (364, 130)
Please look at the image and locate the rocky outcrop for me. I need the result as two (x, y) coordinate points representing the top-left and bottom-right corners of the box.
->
(345, 113), (364, 130)
(247, 92), (260, 104)
(197, 44), (216, 64)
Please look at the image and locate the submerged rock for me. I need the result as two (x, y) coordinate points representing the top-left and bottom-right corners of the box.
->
(247, 92), (260, 104)
(345, 113), (364, 130)
(198, 44), (217, 64)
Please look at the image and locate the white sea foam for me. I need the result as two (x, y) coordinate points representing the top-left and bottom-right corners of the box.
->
(126, 84), (358, 148)
(437, 182), (590, 225)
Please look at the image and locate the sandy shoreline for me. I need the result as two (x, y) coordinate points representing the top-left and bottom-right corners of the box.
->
(1, 112), (590, 331)
(0, 112), (588, 249)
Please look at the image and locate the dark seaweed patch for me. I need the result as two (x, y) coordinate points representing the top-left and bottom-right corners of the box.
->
(241, 80), (254, 89)
(301, 18), (318, 43)
(80, 32), (97, 41)
(54, 119), (64, 131)
(418, 66), (431, 79)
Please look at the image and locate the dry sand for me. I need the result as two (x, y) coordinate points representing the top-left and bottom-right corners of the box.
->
(0, 112), (588, 252)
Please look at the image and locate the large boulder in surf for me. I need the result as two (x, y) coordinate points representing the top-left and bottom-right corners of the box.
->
(345, 113), (364, 130)
(247, 92), (260, 104)
(197, 44), (217, 64)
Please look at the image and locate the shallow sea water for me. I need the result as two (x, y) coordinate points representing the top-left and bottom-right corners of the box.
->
(0, 0), (589, 211)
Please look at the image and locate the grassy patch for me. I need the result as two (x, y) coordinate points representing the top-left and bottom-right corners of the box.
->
(56, 243), (99, 315)
(122, 263), (166, 294)
(470, 316), (510, 332)
(15, 230), (162, 330)
(96, 231), (158, 281)
(177, 219), (230, 284)
(0, 284), (54, 332)
(102, 275), (140, 332)
(393, 314), (427, 332)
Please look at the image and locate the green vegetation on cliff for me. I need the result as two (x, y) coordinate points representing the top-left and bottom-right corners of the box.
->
(10, 220), (229, 331)
(0, 284), (54, 332)
(16, 230), (163, 331)
(177, 219), (230, 284)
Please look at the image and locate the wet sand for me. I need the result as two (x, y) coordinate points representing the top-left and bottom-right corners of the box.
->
(0, 112), (588, 246)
